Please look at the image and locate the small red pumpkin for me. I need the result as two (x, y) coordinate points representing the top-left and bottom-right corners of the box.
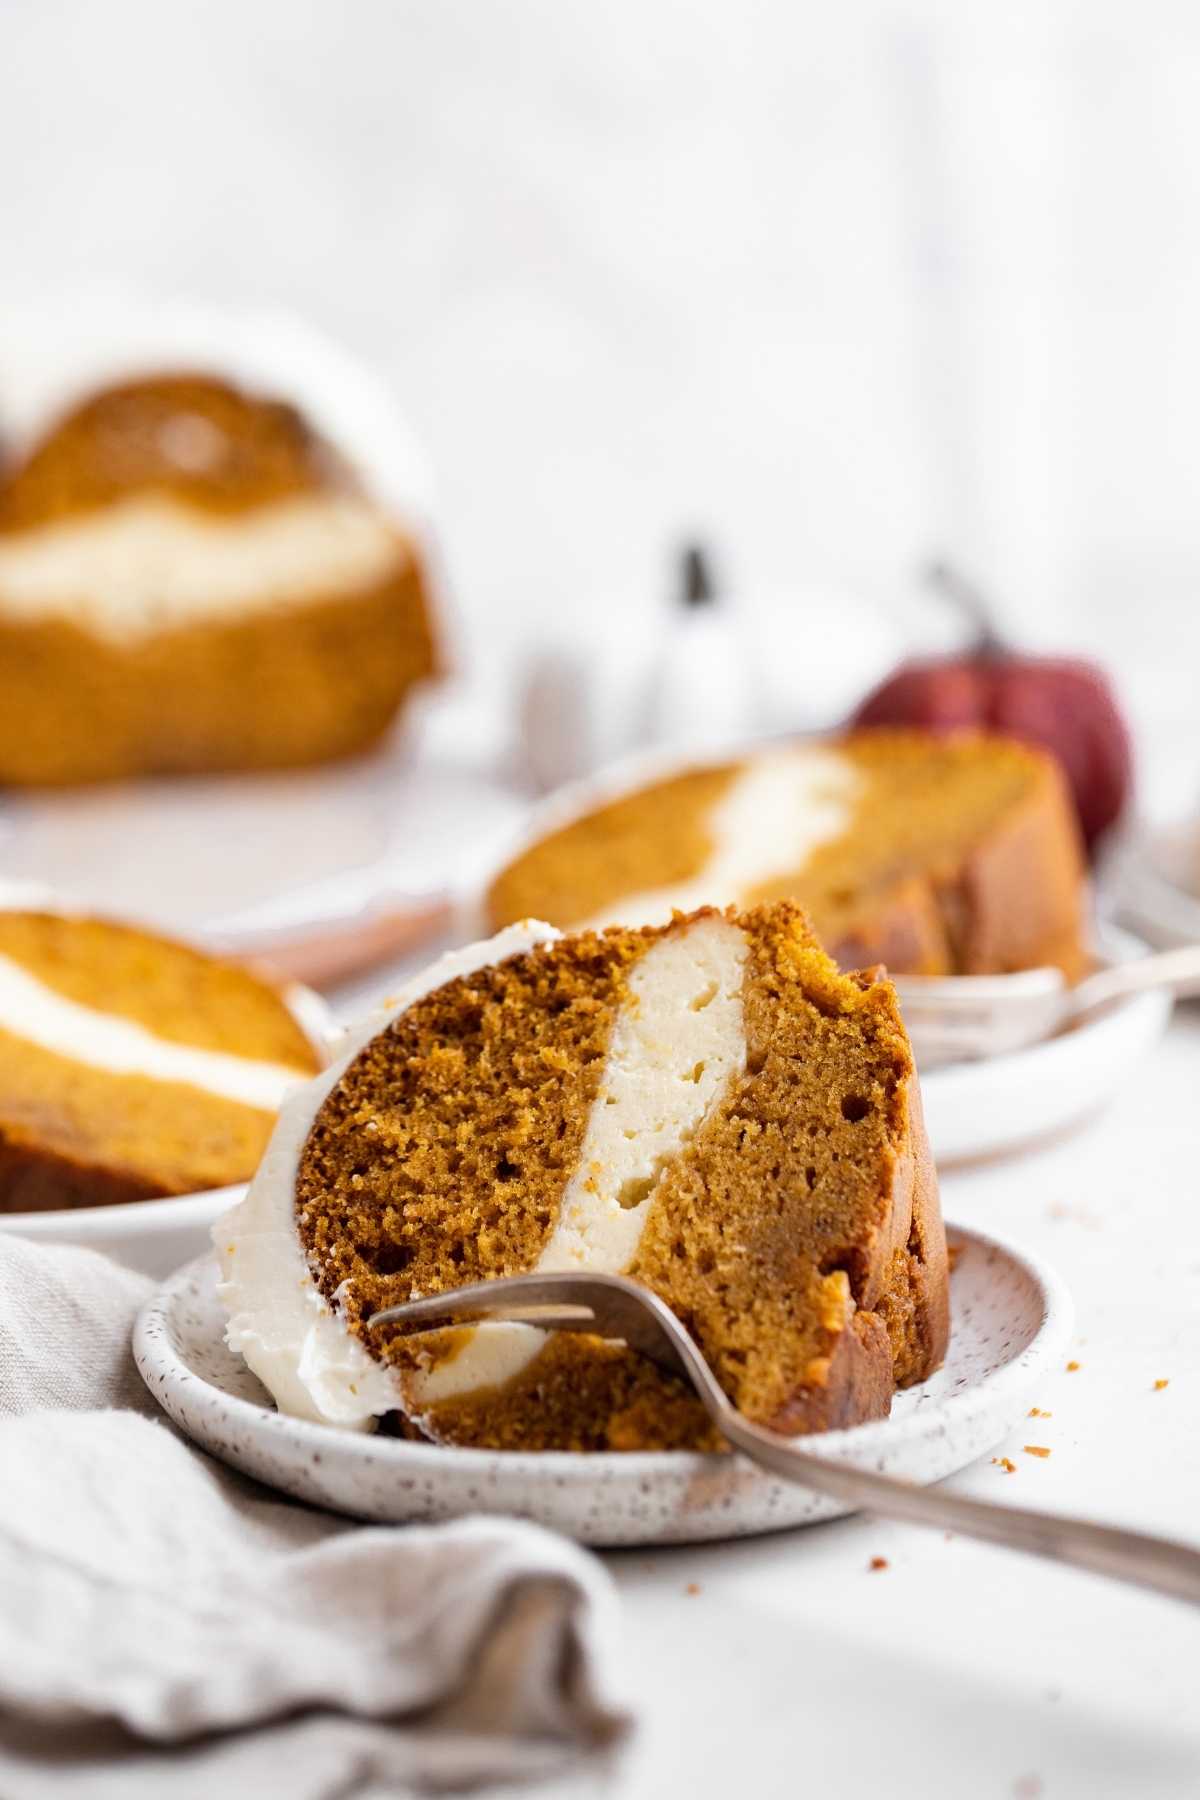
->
(849, 563), (1133, 854)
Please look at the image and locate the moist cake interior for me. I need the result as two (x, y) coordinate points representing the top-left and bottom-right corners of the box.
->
(290, 902), (945, 1451)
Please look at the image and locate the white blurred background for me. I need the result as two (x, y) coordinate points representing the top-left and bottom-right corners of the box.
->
(2, 0), (1198, 813)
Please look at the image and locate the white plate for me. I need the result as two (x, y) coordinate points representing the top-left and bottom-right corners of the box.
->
(918, 928), (1171, 1166)
(1108, 819), (1200, 952)
(0, 1182), (246, 1281)
(0, 732), (522, 949)
(134, 1222), (1072, 1548)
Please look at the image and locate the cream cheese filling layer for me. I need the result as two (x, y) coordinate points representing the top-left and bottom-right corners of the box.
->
(0, 491), (407, 644)
(404, 911), (749, 1417)
(580, 746), (862, 931)
(0, 952), (308, 1109)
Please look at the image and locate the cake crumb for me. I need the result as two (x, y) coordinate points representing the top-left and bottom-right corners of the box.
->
(1028, 1406), (1052, 1418)
(1024, 1445), (1051, 1458)
(868, 1556), (889, 1572)
(1066, 1360), (1081, 1372)
(685, 1582), (701, 1596)
(1154, 1378), (1170, 1391)
(992, 1457), (1017, 1474)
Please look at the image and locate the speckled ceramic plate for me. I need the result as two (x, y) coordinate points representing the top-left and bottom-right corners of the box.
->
(134, 1223), (1072, 1547)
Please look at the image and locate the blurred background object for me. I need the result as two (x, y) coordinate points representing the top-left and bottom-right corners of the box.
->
(3, 0), (1200, 961)
(0, 296), (522, 952)
(850, 560), (1134, 854)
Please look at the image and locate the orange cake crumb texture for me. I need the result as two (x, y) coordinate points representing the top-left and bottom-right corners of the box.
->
(486, 731), (1086, 979)
(294, 901), (949, 1452)
(0, 913), (321, 1213)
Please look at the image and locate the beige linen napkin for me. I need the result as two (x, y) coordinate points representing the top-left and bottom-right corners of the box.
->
(0, 1235), (630, 1799)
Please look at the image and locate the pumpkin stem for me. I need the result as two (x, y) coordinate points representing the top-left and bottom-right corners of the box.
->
(925, 559), (1006, 658)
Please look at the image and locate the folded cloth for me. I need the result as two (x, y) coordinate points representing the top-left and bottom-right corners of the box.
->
(0, 1235), (630, 1799)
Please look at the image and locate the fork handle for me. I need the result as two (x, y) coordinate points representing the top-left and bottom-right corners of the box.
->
(721, 1413), (1200, 1606)
(1073, 943), (1200, 1017)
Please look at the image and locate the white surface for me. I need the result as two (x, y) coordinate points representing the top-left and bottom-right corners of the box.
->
(217, 922), (558, 1430)
(0, 491), (407, 641)
(138, 1221), (1070, 1547)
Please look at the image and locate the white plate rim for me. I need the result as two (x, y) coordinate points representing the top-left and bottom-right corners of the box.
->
(0, 1181), (247, 1242)
(134, 1219), (1073, 1499)
(918, 924), (1171, 1165)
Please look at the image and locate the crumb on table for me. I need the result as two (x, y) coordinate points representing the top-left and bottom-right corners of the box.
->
(685, 1582), (701, 1596)
(1154, 1378), (1170, 1391)
(1023, 1445), (1052, 1458)
(868, 1556), (889, 1571)
(992, 1457), (1017, 1474)
(1028, 1406), (1052, 1418)
(1066, 1360), (1081, 1372)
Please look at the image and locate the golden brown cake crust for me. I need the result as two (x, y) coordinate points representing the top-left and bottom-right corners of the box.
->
(0, 912), (323, 1214)
(485, 731), (1087, 980)
(0, 373), (440, 785)
(0, 373), (337, 528)
(292, 902), (948, 1451)
(819, 739), (1087, 980)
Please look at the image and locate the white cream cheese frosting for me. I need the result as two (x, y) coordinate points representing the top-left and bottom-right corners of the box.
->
(215, 922), (560, 1431)
(216, 911), (751, 1433)
(0, 952), (308, 1109)
(0, 491), (407, 644)
(580, 745), (861, 931)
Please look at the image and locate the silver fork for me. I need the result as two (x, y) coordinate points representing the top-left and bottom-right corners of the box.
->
(893, 942), (1200, 1066)
(371, 1269), (1200, 1608)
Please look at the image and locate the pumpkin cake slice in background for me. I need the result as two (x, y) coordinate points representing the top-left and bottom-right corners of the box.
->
(484, 729), (1088, 980)
(0, 910), (325, 1213)
(0, 371), (440, 784)
(217, 901), (948, 1453)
